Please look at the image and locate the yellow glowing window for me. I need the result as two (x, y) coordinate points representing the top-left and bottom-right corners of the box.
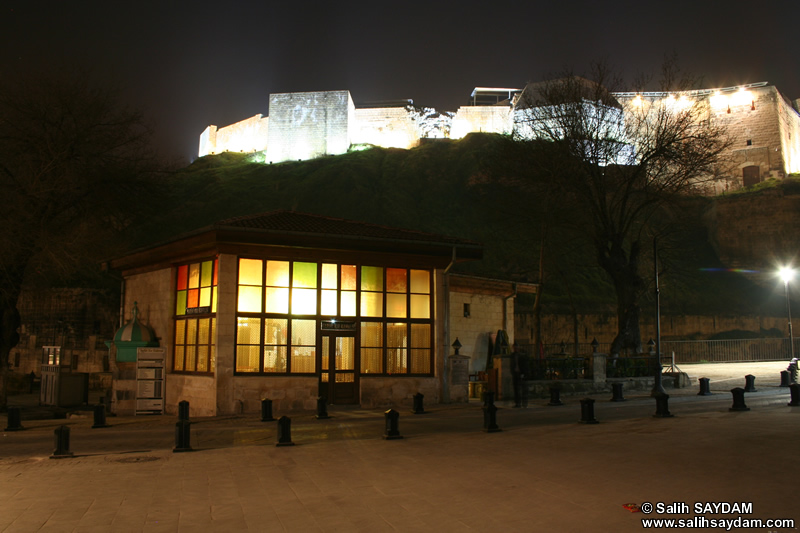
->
(410, 269), (430, 294)
(322, 264), (337, 289)
(341, 291), (356, 316)
(360, 292), (383, 318)
(239, 259), (263, 285)
(386, 268), (407, 293)
(266, 261), (289, 287)
(238, 286), (262, 313)
(387, 293), (407, 318)
(321, 290), (337, 316)
(174, 317), (216, 374)
(265, 287), (288, 314)
(291, 288), (317, 315)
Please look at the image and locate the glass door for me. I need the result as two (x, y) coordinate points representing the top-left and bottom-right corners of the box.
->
(320, 334), (358, 404)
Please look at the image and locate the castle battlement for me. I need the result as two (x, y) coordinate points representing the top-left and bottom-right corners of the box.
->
(199, 83), (800, 193)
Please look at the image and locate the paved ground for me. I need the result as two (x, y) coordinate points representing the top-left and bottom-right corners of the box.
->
(1, 361), (798, 532)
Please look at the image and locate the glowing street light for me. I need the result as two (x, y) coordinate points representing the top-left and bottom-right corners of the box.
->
(779, 267), (795, 360)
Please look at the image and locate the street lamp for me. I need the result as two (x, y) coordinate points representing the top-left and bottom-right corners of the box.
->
(779, 267), (795, 360)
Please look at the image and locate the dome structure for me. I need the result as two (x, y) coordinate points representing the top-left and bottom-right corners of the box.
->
(107, 302), (158, 362)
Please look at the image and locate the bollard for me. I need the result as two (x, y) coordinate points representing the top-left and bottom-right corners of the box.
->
(788, 384), (800, 406)
(178, 400), (190, 422)
(482, 402), (501, 433)
(383, 409), (403, 440)
(261, 398), (275, 422)
(173, 420), (193, 452)
(579, 398), (599, 424)
(91, 404), (109, 428)
(276, 416), (294, 446)
(51, 425), (74, 458)
(780, 371), (791, 388)
(315, 396), (329, 419)
(547, 386), (563, 406)
(743, 374), (757, 393)
(411, 392), (425, 414)
(4, 407), (24, 431)
(789, 361), (798, 383)
(482, 390), (495, 407)
(610, 382), (625, 402)
(653, 392), (674, 418)
(729, 387), (750, 412)
(697, 377), (712, 396)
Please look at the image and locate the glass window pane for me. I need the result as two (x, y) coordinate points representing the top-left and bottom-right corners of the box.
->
(291, 288), (317, 315)
(292, 262), (317, 288)
(341, 265), (357, 290)
(387, 348), (407, 374)
(410, 294), (430, 319)
(291, 319), (316, 346)
(410, 269), (430, 294)
(238, 259), (263, 285)
(188, 263), (201, 289)
(410, 349), (430, 374)
(266, 260), (290, 287)
(387, 293), (407, 318)
(265, 287), (289, 314)
(361, 348), (382, 374)
(336, 337), (354, 371)
(187, 288), (199, 309)
(174, 346), (185, 371)
(386, 268), (407, 293)
(212, 287), (218, 313)
(291, 348), (316, 373)
(360, 292), (383, 317)
(322, 264), (338, 289)
(197, 318), (210, 344)
(185, 346), (197, 371)
(264, 346), (287, 372)
(341, 291), (356, 316)
(238, 286), (262, 312)
(213, 259), (218, 286)
(197, 346), (208, 372)
(177, 265), (188, 291)
(264, 318), (287, 345)
(185, 319), (198, 345)
(175, 321), (186, 345)
(201, 260), (213, 287)
(176, 290), (187, 316)
(361, 266), (383, 291)
(387, 323), (408, 348)
(361, 322), (383, 347)
(199, 287), (212, 307)
(411, 323), (431, 348)
(237, 317), (261, 345)
(321, 290), (337, 316)
(236, 345), (260, 372)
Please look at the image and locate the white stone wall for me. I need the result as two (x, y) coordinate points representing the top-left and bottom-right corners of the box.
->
(266, 90), (354, 163)
(353, 107), (420, 148)
(451, 106), (513, 139)
(448, 290), (515, 374)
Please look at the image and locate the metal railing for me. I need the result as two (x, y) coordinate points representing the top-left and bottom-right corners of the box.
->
(660, 338), (796, 363)
(528, 357), (590, 380)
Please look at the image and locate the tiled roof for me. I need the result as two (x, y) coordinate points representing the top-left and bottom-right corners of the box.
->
(214, 210), (479, 247)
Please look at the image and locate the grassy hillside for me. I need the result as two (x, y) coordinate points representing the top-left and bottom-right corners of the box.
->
(135, 133), (788, 318)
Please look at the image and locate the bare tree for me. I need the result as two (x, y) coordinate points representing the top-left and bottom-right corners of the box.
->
(0, 71), (162, 409)
(514, 62), (731, 354)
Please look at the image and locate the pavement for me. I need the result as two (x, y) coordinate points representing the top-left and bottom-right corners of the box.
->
(1, 361), (798, 532)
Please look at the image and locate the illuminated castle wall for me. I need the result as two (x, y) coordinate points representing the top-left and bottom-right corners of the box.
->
(198, 84), (800, 191)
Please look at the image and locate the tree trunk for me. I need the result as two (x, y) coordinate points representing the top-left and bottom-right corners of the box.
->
(600, 239), (645, 356)
(0, 295), (22, 411)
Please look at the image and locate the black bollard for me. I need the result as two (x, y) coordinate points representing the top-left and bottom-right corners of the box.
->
(729, 387), (750, 412)
(51, 425), (73, 458)
(743, 374), (757, 393)
(4, 407), (24, 431)
(610, 382), (625, 402)
(579, 398), (599, 424)
(482, 390), (495, 407)
(383, 409), (403, 440)
(276, 416), (294, 446)
(788, 384), (800, 406)
(547, 386), (564, 406)
(697, 377), (712, 396)
(482, 401), (501, 433)
(653, 392), (674, 418)
(411, 392), (425, 414)
(261, 398), (275, 422)
(780, 371), (791, 388)
(91, 404), (109, 428)
(315, 396), (329, 419)
(178, 400), (190, 422)
(173, 420), (193, 452)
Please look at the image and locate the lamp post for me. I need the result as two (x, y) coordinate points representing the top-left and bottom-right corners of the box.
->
(779, 267), (795, 360)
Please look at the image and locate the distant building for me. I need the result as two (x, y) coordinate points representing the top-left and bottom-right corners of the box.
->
(199, 82), (800, 192)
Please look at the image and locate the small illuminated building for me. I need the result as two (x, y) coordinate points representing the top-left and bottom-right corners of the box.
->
(108, 211), (483, 416)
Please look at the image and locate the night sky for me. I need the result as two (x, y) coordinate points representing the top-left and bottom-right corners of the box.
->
(3, 0), (798, 162)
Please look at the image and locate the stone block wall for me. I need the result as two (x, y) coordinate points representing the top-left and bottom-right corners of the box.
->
(451, 106), (512, 139)
(230, 376), (318, 414)
(267, 90), (354, 163)
(352, 107), (419, 149)
(359, 376), (438, 408)
(449, 291), (514, 374)
(122, 269), (173, 348)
